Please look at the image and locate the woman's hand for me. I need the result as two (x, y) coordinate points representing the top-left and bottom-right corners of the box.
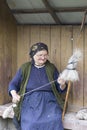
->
(57, 77), (66, 90)
(10, 90), (20, 104)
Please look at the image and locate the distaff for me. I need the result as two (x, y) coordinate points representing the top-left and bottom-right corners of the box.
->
(61, 49), (82, 120)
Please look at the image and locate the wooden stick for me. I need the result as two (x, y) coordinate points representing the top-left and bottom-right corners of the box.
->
(62, 81), (71, 121)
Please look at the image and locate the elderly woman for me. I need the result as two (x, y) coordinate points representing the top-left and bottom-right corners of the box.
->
(8, 42), (67, 130)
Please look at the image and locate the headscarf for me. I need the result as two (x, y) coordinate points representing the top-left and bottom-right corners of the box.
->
(29, 42), (48, 58)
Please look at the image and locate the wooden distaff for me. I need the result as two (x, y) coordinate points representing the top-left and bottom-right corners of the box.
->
(62, 81), (71, 121)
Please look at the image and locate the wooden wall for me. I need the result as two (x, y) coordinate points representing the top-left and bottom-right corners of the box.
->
(17, 25), (87, 112)
(0, 0), (17, 104)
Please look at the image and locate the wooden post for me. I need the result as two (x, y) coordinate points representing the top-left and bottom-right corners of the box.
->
(62, 81), (71, 121)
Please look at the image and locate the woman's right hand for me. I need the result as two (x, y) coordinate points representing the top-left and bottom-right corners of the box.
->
(10, 90), (20, 104)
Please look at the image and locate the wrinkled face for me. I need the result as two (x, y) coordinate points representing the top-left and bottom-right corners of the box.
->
(33, 50), (48, 66)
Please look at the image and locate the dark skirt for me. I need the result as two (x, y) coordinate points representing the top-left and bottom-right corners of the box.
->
(20, 91), (64, 130)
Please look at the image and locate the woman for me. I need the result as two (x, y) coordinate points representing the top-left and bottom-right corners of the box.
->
(8, 42), (67, 130)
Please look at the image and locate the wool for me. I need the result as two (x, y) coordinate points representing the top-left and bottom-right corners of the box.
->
(2, 104), (16, 119)
(76, 109), (87, 120)
(60, 49), (82, 82)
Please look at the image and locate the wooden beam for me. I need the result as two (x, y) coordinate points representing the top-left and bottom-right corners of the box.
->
(42, 0), (61, 24)
(11, 7), (87, 14)
(12, 8), (48, 14)
(55, 7), (87, 12)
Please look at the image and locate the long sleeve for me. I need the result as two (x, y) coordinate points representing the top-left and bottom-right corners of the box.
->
(8, 68), (23, 95)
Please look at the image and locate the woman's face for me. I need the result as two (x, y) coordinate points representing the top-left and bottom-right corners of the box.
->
(33, 50), (48, 66)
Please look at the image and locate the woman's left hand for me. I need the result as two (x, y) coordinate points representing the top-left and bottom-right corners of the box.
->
(57, 77), (66, 90)
(57, 77), (65, 85)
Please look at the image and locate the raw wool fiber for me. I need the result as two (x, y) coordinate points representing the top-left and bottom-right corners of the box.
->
(76, 109), (87, 120)
(2, 104), (16, 119)
(60, 49), (82, 82)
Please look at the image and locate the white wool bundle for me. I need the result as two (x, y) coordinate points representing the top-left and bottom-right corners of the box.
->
(60, 49), (82, 82)
(68, 49), (82, 65)
(60, 69), (79, 81)
(76, 109), (87, 120)
(2, 104), (16, 119)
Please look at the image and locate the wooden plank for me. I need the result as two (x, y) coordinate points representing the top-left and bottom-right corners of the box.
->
(17, 26), (31, 68)
(17, 26), (24, 68)
(60, 26), (73, 71)
(11, 25), (17, 76)
(50, 26), (61, 70)
(0, 1), (17, 104)
(3, 25), (12, 104)
(60, 26), (73, 106)
(0, 21), (5, 104)
(30, 25), (40, 45)
(71, 26), (84, 110)
(22, 26), (30, 62)
(40, 25), (51, 58)
(84, 27), (87, 106)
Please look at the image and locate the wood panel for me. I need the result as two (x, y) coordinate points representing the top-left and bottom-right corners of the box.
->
(11, 26), (17, 77)
(17, 26), (30, 68)
(0, 20), (5, 104)
(60, 26), (73, 72)
(0, 0), (17, 104)
(30, 25), (40, 46)
(50, 26), (61, 70)
(23, 26), (31, 62)
(40, 25), (51, 58)
(69, 26), (84, 111)
(3, 26), (12, 104)
(60, 26), (73, 108)
(84, 27), (87, 106)
(17, 26), (24, 68)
